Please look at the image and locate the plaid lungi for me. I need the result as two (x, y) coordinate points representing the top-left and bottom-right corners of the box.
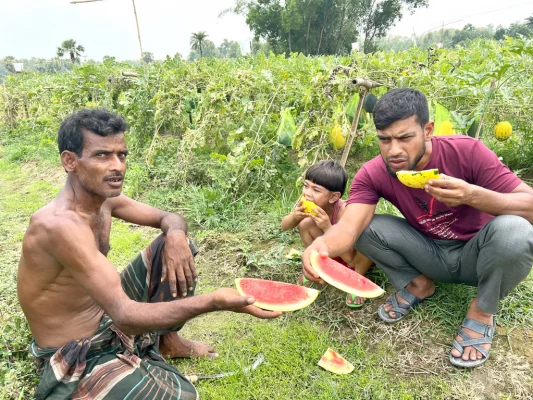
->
(30, 234), (200, 400)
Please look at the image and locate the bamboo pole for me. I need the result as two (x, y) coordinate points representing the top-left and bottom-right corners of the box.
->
(338, 77), (382, 167)
(351, 78), (381, 89)
(475, 79), (496, 140)
(70, 0), (103, 4)
(340, 89), (367, 168)
(122, 71), (140, 78)
(71, 0), (147, 68)
(131, 0), (147, 68)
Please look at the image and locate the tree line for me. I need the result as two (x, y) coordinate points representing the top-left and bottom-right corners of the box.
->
(2, 8), (532, 78)
(379, 15), (533, 51)
(222, 0), (429, 54)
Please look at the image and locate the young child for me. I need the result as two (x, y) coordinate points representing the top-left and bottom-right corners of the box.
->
(281, 160), (375, 308)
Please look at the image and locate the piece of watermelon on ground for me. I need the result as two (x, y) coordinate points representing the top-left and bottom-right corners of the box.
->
(235, 278), (319, 312)
(309, 251), (384, 298)
(318, 348), (354, 374)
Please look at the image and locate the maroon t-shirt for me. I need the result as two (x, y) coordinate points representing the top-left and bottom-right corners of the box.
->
(347, 136), (522, 241)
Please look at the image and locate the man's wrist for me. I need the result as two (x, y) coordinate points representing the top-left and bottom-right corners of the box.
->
(465, 184), (480, 207)
(210, 290), (224, 311)
(165, 229), (187, 239)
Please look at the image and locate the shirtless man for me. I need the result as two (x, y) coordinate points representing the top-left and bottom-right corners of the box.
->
(17, 108), (281, 399)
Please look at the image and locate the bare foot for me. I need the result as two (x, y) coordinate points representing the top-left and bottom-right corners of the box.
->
(159, 332), (218, 359)
(451, 298), (493, 361)
(346, 294), (366, 305)
(383, 275), (435, 319)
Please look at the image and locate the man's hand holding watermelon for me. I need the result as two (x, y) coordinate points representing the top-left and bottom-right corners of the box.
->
(212, 288), (283, 319)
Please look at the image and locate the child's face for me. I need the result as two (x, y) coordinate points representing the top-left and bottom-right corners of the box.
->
(302, 180), (340, 209)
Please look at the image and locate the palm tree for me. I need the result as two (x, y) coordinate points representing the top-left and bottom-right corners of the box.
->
(57, 39), (85, 64)
(190, 32), (208, 59)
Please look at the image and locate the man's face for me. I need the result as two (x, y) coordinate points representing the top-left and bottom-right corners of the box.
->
(74, 130), (128, 198)
(377, 115), (433, 178)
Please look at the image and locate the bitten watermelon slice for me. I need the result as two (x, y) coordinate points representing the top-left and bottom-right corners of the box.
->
(310, 251), (384, 298)
(318, 348), (354, 374)
(235, 278), (319, 312)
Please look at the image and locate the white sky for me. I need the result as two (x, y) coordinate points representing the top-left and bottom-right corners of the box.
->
(1, 0), (532, 61)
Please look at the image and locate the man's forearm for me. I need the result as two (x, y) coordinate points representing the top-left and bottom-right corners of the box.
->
(320, 222), (358, 258)
(116, 293), (217, 335)
(468, 186), (533, 223)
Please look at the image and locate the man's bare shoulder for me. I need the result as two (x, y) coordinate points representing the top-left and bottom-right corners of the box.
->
(26, 199), (91, 249)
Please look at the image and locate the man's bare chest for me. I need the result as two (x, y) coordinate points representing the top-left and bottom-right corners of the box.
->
(90, 211), (112, 256)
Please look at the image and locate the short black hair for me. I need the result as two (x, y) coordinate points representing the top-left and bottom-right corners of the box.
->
(373, 88), (429, 130)
(58, 108), (128, 156)
(304, 160), (348, 196)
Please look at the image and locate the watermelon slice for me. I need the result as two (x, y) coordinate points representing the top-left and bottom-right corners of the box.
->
(310, 251), (384, 298)
(235, 278), (319, 312)
(318, 348), (354, 374)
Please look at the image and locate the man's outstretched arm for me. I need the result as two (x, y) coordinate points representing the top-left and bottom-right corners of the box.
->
(302, 202), (376, 284)
(47, 214), (281, 335)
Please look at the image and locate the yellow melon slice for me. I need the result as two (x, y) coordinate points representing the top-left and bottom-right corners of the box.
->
(396, 169), (440, 189)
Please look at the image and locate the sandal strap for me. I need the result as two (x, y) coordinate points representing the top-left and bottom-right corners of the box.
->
(384, 288), (422, 317)
(397, 288), (419, 305)
(385, 295), (408, 316)
(452, 338), (490, 358)
(453, 340), (489, 358)
(461, 317), (495, 338)
(452, 317), (495, 359)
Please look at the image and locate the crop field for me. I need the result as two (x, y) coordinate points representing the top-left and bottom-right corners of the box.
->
(1, 37), (533, 399)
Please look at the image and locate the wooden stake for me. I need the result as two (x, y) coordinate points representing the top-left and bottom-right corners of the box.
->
(70, 0), (103, 4)
(351, 78), (381, 89)
(340, 89), (367, 168)
(475, 79), (496, 140)
(71, 0), (146, 69)
(131, 0), (146, 68)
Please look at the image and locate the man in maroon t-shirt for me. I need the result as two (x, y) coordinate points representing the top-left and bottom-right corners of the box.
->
(302, 88), (533, 368)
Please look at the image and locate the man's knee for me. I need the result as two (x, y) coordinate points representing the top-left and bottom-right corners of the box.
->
(484, 215), (533, 256)
(355, 214), (404, 249)
(480, 216), (533, 277)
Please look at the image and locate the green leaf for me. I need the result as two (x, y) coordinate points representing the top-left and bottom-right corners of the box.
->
(433, 100), (451, 132)
(344, 93), (360, 125)
(277, 108), (296, 147)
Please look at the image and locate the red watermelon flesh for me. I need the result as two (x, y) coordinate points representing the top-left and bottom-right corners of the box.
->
(235, 278), (319, 312)
(310, 251), (384, 298)
(318, 348), (354, 374)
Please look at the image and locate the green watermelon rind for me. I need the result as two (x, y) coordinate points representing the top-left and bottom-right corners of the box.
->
(235, 278), (320, 312)
(310, 252), (384, 298)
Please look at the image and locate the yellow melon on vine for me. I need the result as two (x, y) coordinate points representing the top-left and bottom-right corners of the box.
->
(329, 124), (346, 150)
(434, 121), (456, 136)
(494, 121), (512, 141)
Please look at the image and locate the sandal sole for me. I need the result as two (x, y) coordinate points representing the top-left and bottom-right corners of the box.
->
(449, 353), (490, 368)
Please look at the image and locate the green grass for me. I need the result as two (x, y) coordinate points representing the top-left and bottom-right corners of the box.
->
(173, 316), (452, 400)
(1, 146), (533, 399)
